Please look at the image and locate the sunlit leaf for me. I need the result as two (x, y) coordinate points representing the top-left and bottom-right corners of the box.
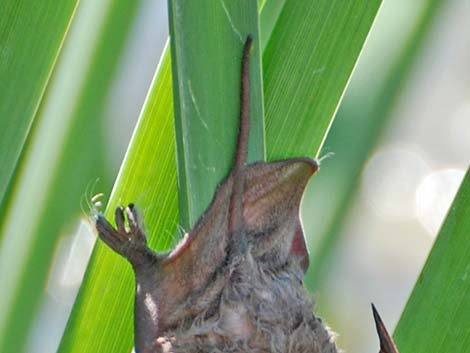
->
(394, 169), (470, 353)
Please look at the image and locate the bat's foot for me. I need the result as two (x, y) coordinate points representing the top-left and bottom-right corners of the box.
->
(96, 204), (157, 268)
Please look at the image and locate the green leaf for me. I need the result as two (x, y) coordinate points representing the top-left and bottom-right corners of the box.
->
(59, 0), (382, 351)
(394, 168), (470, 352)
(263, 0), (382, 160)
(169, 0), (264, 228)
(0, 1), (142, 351)
(59, 52), (177, 353)
(0, 0), (78, 207)
(259, 0), (286, 50)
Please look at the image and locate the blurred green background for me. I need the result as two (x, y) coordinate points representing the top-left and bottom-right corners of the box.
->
(0, 0), (468, 352)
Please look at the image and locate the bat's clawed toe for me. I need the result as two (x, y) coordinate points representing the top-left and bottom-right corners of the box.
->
(126, 203), (147, 242)
(96, 214), (126, 251)
(115, 206), (126, 233)
(95, 204), (154, 267)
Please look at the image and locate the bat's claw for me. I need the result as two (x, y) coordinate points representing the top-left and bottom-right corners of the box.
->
(96, 204), (156, 268)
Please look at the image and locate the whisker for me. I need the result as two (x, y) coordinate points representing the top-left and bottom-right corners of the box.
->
(318, 151), (335, 164)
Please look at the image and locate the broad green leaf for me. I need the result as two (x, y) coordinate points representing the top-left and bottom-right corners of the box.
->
(394, 169), (470, 352)
(59, 52), (177, 353)
(60, 0), (382, 351)
(169, 0), (264, 227)
(0, 0), (142, 351)
(0, 0), (78, 207)
(263, 1), (382, 160)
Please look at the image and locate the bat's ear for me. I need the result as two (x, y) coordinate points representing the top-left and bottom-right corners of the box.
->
(243, 158), (318, 272)
(372, 304), (401, 353)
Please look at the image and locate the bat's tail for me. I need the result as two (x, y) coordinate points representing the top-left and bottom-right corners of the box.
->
(234, 34), (253, 170)
(229, 35), (253, 240)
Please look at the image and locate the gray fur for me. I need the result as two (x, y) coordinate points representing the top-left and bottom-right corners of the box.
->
(155, 251), (338, 353)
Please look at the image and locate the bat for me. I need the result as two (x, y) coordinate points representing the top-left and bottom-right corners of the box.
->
(96, 35), (401, 353)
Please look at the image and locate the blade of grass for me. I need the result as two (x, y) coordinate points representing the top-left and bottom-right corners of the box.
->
(169, 0), (264, 227)
(394, 168), (470, 352)
(59, 50), (177, 353)
(259, 0), (286, 50)
(263, 0), (382, 160)
(0, 1), (142, 351)
(305, 0), (445, 291)
(0, 0), (78, 208)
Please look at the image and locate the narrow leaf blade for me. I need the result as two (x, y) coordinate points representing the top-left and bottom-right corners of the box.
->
(394, 169), (470, 352)
(0, 1), (142, 351)
(0, 0), (78, 206)
(264, 1), (382, 159)
(169, 0), (264, 227)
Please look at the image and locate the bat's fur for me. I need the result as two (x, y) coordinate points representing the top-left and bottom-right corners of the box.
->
(157, 250), (337, 353)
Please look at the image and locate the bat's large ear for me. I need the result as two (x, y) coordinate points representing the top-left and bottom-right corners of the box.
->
(372, 304), (401, 353)
(243, 158), (318, 272)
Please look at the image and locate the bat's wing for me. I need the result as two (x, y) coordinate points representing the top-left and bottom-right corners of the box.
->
(372, 304), (401, 353)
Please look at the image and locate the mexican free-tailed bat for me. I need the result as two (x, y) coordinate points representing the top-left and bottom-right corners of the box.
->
(96, 36), (400, 353)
